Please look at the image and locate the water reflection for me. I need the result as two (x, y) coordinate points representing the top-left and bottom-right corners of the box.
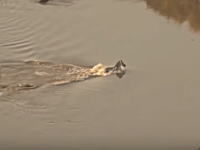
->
(145, 0), (200, 32)
(39, 0), (49, 4)
(38, 0), (74, 6)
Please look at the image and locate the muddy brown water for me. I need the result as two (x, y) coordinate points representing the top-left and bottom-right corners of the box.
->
(0, 0), (200, 149)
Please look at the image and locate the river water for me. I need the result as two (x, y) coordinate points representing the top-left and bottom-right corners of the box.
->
(0, 0), (200, 149)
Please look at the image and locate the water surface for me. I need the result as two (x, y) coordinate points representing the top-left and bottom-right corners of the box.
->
(0, 0), (200, 149)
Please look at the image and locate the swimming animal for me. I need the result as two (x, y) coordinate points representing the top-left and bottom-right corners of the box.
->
(0, 60), (126, 95)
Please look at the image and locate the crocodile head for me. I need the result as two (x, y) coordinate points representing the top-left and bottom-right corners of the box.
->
(105, 60), (126, 78)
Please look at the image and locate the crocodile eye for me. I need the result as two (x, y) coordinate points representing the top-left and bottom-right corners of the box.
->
(122, 62), (126, 67)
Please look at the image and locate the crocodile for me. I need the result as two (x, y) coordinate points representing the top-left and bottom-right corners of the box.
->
(0, 60), (126, 95)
